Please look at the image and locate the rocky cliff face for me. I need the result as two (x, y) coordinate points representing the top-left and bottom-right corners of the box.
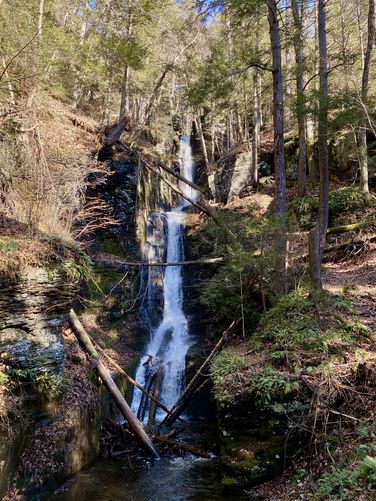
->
(0, 268), (77, 376)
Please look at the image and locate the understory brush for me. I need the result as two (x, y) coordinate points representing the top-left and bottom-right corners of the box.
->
(0, 234), (92, 282)
(291, 187), (372, 230)
(201, 210), (301, 321)
(315, 431), (376, 500)
(211, 285), (375, 498)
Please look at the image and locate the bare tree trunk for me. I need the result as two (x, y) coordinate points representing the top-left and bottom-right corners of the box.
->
(358, 0), (374, 195)
(292, 0), (307, 197)
(309, 0), (329, 291)
(38, 0), (45, 35)
(119, 65), (130, 119)
(72, 2), (88, 110)
(268, 0), (287, 297)
(2, 57), (16, 105)
(252, 68), (261, 186)
(356, 0), (366, 70)
(308, 0), (319, 186)
(119, 13), (133, 121)
(211, 101), (216, 162)
(268, 0), (286, 214)
(195, 114), (209, 169)
(284, 6), (293, 123)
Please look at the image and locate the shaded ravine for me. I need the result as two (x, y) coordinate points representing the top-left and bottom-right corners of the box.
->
(132, 135), (198, 421)
(53, 136), (230, 500)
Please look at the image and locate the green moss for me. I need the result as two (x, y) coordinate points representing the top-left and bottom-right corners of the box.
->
(231, 449), (258, 471)
(0, 240), (21, 252)
(88, 265), (125, 301)
(0, 371), (9, 386)
(250, 288), (359, 369)
(211, 288), (370, 411)
(99, 237), (127, 259)
(221, 476), (239, 487)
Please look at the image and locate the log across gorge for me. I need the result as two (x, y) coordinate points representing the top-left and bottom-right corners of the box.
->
(131, 135), (199, 427)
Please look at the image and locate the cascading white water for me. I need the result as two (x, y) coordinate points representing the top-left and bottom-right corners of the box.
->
(132, 135), (198, 420)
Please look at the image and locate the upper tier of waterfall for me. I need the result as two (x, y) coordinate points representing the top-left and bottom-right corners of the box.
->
(132, 135), (197, 422)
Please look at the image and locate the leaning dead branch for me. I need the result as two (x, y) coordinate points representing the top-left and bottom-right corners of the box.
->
(162, 318), (240, 426)
(68, 309), (159, 459)
(117, 140), (236, 241)
(93, 253), (224, 268)
(95, 344), (172, 417)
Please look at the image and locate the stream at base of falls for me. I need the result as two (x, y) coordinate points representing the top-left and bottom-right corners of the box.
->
(52, 136), (235, 500)
(52, 419), (235, 501)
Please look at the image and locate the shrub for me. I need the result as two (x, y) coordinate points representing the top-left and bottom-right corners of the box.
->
(291, 195), (318, 230)
(292, 187), (370, 230)
(248, 368), (300, 406)
(249, 288), (358, 369)
(211, 348), (250, 405)
(329, 187), (369, 220)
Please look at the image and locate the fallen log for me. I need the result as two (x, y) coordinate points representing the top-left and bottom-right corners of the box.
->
(162, 318), (240, 426)
(152, 435), (210, 459)
(93, 254), (224, 269)
(68, 309), (159, 459)
(300, 235), (376, 261)
(95, 344), (172, 416)
(327, 219), (375, 235)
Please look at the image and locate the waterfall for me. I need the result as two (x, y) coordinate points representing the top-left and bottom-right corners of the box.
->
(132, 136), (197, 421)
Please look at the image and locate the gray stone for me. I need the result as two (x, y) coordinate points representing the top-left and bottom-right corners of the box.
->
(0, 268), (77, 375)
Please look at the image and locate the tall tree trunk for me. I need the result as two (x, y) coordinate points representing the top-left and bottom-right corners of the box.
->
(38, 0), (45, 35)
(292, 0), (307, 197)
(2, 57), (16, 105)
(119, 13), (133, 121)
(308, 0), (319, 186)
(119, 65), (130, 120)
(195, 114), (209, 170)
(284, 6), (293, 124)
(72, 2), (89, 110)
(356, 0), (366, 70)
(210, 101), (216, 162)
(358, 0), (375, 195)
(252, 67), (261, 186)
(309, 0), (329, 291)
(268, 0), (286, 215)
(268, 0), (287, 297)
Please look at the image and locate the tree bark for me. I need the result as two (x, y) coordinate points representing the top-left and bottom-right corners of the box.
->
(268, 0), (287, 296)
(252, 67), (261, 186)
(38, 0), (45, 35)
(358, 0), (375, 195)
(152, 436), (210, 459)
(292, 0), (308, 197)
(195, 114), (209, 170)
(309, 0), (329, 290)
(268, 0), (286, 215)
(72, 2), (88, 110)
(119, 12), (133, 121)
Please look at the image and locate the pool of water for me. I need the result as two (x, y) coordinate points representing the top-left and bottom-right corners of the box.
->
(52, 454), (232, 501)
